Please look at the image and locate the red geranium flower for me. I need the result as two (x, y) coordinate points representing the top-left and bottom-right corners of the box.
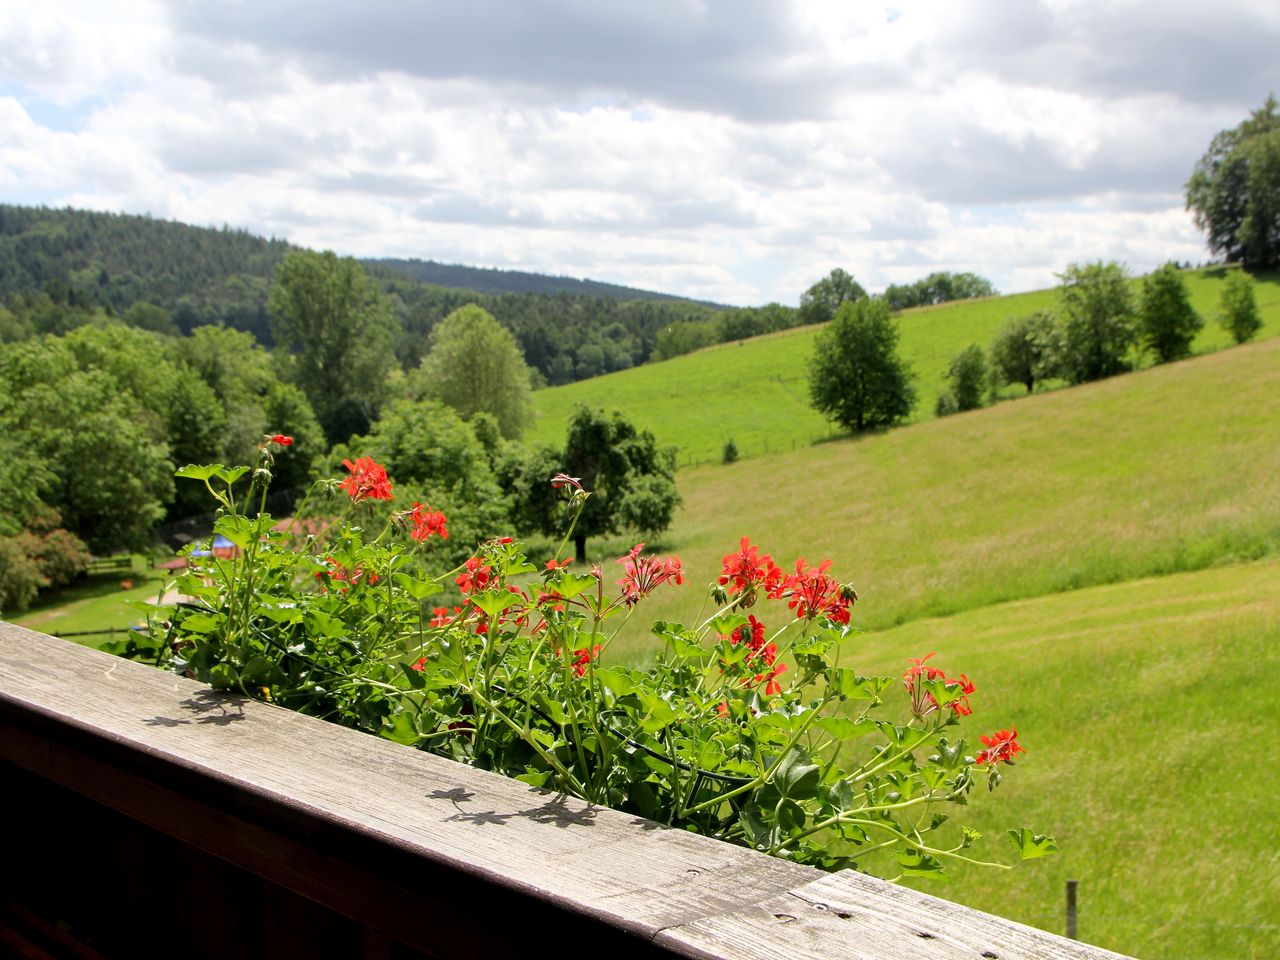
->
(976, 729), (1025, 766)
(568, 645), (603, 677)
(550, 473), (583, 491)
(779, 558), (852, 624)
(903, 653), (975, 718)
(340, 456), (393, 503)
(409, 502), (449, 542)
(616, 543), (683, 607)
(455, 557), (492, 596)
(268, 434), (293, 446)
(719, 537), (783, 602)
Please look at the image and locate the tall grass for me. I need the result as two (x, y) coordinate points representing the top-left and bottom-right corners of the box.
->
(607, 336), (1280, 650)
(529, 268), (1280, 465)
(849, 560), (1280, 960)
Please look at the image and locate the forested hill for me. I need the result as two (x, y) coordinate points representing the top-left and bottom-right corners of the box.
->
(0, 204), (725, 385)
(365, 257), (719, 305)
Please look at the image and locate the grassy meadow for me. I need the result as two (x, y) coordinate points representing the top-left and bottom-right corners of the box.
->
(850, 560), (1280, 960)
(605, 335), (1280, 648)
(528, 267), (1280, 465)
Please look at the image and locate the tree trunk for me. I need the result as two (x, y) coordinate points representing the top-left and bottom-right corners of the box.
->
(574, 534), (587, 565)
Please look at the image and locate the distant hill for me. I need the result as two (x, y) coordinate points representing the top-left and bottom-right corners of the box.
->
(364, 257), (721, 306)
(0, 204), (720, 384)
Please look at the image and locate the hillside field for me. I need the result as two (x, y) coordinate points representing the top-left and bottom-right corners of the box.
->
(528, 268), (1280, 465)
(850, 560), (1280, 960)
(603, 335), (1280, 646)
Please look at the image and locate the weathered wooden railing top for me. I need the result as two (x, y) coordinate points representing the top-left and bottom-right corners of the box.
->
(0, 621), (1127, 959)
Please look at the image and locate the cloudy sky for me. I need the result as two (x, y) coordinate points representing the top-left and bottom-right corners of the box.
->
(2, 1), (1277, 305)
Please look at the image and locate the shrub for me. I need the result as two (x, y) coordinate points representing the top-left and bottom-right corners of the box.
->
(1218, 271), (1263, 344)
(722, 439), (739, 464)
(116, 439), (1056, 880)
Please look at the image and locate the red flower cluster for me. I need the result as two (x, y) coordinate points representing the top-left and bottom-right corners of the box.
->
(455, 557), (492, 595)
(718, 537), (783, 604)
(267, 434), (293, 446)
(550, 473), (583, 491)
(430, 606), (463, 627)
(568, 645), (602, 677)
(780, 558), (853, 625)
(340, 456), (393, 503)
(616, 544), (683, 607)
(727, 615), (788, 696)
(409, 502), (449, 542)
(976, 729), (1025, 766)
(903, 653), (975, 718)
(315, 558), (379, 592)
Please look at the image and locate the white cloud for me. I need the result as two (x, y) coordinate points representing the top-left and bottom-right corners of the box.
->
(1, 0), (1277, 305)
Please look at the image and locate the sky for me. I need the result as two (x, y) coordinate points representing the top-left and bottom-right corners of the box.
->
(1, 1), (1277, 306)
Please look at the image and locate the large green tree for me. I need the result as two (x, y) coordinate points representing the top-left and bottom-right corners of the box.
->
(412, 304), (534, 439)
(268, 250), (398, 445)
(808, 298), (916, 433)
(798, 268), (867, 326)
(1056, 261), (1138, 384)
(1186, 95), (1280, 267)
(1138, 264), (1203, 363)
(504, 406), (680, 563)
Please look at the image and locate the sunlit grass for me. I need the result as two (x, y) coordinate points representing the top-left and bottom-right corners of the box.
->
(529, 268), (1280, 466)
(845, 560), (1280, 960)
(603, 336), (1280, 650)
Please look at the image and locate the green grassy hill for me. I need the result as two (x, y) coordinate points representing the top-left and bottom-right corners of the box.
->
(855, 560), (1280, 960)
(606, 335), (1280, 644)
(528, 268), (1280, 465)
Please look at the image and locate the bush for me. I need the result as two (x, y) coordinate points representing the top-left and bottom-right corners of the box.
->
(1139, 264), (1202, 363)
(944, 344), (988, 412)
(1218, 271), (1263, 344)
(119, 449), (1057, 879)
(722, 439), (739, 464)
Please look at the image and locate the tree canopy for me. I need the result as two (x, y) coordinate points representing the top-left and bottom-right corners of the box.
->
(1138, 264), (1202, 363)
(881, 272), (997, 311)
(989, 312), (1061, 395)
(798, 268), (867, 326)
(1218, 271), (1262, 344)
(1056, 261), (1138, 384)
(413, 304), (534, 439)
(503, 406), (680, 562)
(1185, 95), (1280, 267)
(808, 298), (916, 433)
(268, 250), (398, 445)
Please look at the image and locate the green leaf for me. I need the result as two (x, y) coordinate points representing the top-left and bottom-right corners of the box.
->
(213, 514), (254, 549)
(395, 573), (444, 600)
(896, 849), (949, 880)
(208, 663), (239, 690)
(398, 661), (426, 689)
(773, 746), (821, 801)
(833, 669), (893, 700)
(594, 667), (637, 698)
(175, 463), (224, 482)
(176, 612), (224, 633)
(469, 589), (512, 617)
(214, 466), (250, 485)
(710, 613), (749, 637)
(549, 571), (596, 601)
(1007, 828), (1059, 860)
(515, 769), (553, 788)
(814, 716), (876, 740)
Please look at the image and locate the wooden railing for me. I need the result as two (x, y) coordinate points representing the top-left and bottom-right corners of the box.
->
(0, 622), (1128, 959)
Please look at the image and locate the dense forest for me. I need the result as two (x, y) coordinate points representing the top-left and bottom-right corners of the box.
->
(0, 205), (723, 386)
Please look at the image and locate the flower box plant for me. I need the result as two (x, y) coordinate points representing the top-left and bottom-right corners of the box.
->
(112, 436), (1055, 878)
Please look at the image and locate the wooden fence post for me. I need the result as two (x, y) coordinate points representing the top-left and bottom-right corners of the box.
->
(1066, 879), (1079, 939)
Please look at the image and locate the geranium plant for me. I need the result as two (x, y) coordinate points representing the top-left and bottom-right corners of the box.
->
(113, 436), (1056, 877)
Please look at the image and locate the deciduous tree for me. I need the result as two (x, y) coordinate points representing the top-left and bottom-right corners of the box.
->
(1056, 261), (1138, 384)
(1138, 264), (1202, 363)
(808, 298), (916, 433)
(1218, 271), (1262, 344)
(1186, 95), (1280, 267)
(989, 312), (1062, 395)
(798, 268), (867, 326)
(414, 304), (534, 439)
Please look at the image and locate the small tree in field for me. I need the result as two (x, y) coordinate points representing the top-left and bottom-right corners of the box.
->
(941, 344), (988, 413)
(1057, 261), (1138, 384)
(1218, 271), (1263, 344)
(504, 406), (680, 562)
(989, 312), (1062, 395)
(808, 298), (916, 433)
(1139, 264), (1203, 363)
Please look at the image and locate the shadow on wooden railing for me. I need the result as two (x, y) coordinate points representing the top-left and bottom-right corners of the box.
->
(0, 622), (1127, 959)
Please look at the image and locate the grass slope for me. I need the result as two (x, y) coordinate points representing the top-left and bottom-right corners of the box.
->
(529, 268), (1280, 465)
(850, 560), (1280, 960)
(607, 336), (1280, 648)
